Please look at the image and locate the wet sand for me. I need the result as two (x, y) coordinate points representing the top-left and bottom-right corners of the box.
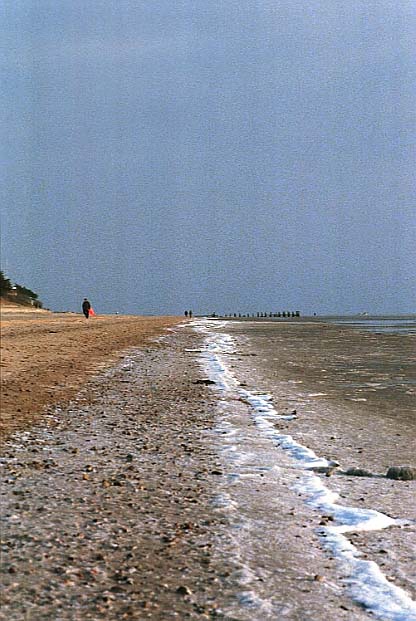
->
(222, 320), (416, 469)
(1, 315), (415, 619)
(210, 320), (416, 608)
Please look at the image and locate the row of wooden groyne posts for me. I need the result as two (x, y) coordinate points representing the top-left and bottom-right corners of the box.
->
(209, 311), (301, 319)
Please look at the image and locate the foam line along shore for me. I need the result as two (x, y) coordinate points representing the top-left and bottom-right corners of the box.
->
(192, 319), (416, 621)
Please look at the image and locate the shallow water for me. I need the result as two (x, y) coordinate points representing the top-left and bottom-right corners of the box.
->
(328, 317), (416, 335)
(228, 319), (415, 427)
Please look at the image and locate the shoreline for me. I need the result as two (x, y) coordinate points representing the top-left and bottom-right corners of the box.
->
(1, 316), (414, 619)
(201, 319), (416, 614)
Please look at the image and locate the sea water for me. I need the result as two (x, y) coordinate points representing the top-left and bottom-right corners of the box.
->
(327, 316), (416, 335)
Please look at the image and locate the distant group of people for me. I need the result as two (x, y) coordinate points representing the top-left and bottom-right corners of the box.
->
(184, 310), (193, 318)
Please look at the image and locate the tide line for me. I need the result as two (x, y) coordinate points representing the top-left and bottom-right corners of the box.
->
(194, 320), (416, 621)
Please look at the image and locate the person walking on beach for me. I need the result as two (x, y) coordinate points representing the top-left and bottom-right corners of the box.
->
(82, 298), (91, 319)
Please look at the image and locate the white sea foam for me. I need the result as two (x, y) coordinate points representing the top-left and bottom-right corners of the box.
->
(211, 492), (238, 511)
(323, 530), (416, 621)
(194, 319), (416, 621)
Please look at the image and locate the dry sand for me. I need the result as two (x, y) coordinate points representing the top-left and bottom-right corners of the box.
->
(1, 310), (183, 440)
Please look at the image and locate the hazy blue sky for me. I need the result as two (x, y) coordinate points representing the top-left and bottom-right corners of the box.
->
(1, 0), (415, 315)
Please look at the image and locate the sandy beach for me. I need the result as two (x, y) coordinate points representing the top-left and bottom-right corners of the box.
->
(0, 309), (183, 440)
(1, 316), (238, 620)
(1, 312), (415, 620)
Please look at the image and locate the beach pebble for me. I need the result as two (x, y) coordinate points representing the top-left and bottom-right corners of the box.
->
(386, 466), (416, 481)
